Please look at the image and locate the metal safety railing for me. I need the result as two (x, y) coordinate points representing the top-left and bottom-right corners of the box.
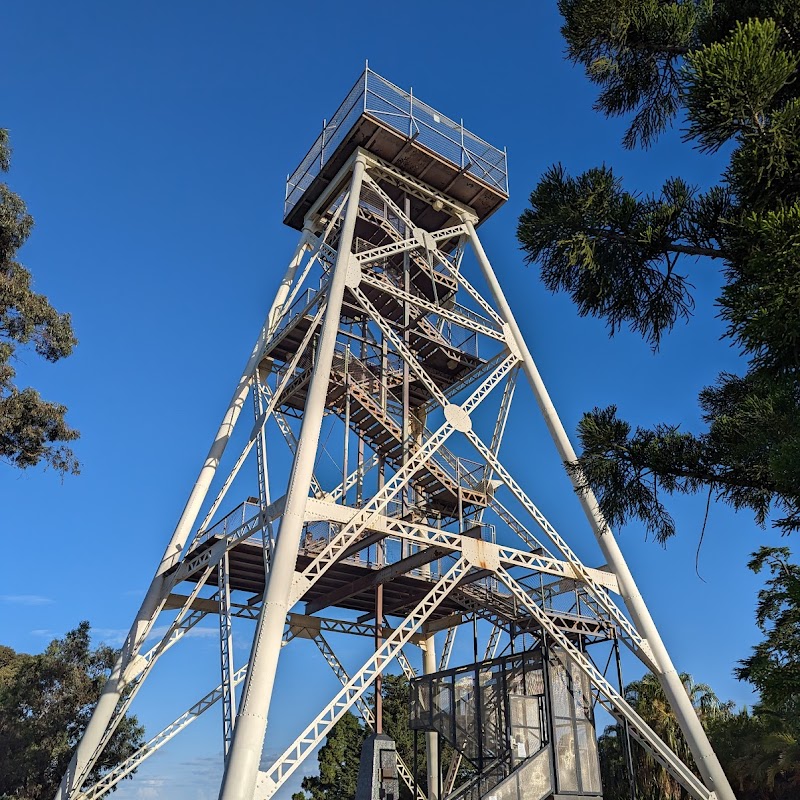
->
(193, 500), (261, 550)
(285, 67), (508, 218)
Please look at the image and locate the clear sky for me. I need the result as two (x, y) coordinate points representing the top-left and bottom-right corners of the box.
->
(1, 3), (791, 800)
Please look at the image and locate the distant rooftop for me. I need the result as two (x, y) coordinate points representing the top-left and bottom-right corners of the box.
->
(283, 68), (509, 230)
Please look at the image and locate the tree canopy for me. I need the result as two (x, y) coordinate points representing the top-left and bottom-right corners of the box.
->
(598, 546), (800, 798)
(599, 671), (800, 800)
(294, 674), (464, 800)
(598, 672), (731, 800)
(0, 623), (143, 800)
(0, 128), (79, 475)
(517, 3), (800, 542)
(736, 547), (800, 710)
(294, 710), (365, 800)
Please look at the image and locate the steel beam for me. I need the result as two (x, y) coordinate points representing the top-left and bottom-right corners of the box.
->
(304, 545), (451, 615)
(464, 219), (734, 800)
(55, 234), (312, 800)
(422, 634), (440, 800)
(219, 155), (369, 800)
(483, 625), (501, 661)
(438, 626), (456, 671)
(255, 556), (470, 799)
(312, 634), (426, 800)
(76, 664), (250, 800)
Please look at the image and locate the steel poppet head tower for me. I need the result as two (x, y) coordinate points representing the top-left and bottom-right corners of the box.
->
(57, 68), (736, 800)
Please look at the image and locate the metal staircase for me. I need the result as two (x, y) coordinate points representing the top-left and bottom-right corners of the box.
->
(267, 242), (491, 518)
(57, 68), (733, 800)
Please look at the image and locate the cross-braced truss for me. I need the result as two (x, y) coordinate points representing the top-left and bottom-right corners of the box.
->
(57, 121), (735, 800)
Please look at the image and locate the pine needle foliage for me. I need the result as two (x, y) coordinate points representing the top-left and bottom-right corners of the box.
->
(736, 547), (800, 708)
(519, 3), (800, 541)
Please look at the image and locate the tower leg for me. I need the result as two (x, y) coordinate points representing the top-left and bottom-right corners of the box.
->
(218, 156), (368, 800)
(54, 236), (310, 800)
(422, 634), (439, 800)
(465, 220), (736, 800)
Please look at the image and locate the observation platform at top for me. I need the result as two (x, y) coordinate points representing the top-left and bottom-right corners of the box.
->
(283, 68), (509, 231)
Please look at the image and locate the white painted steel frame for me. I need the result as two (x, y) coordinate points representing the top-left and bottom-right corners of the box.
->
(312, 633), (427, 800)
(58, 138), (734, 800)
(286, 350), (519, 611)
(463, 220), (734, 800)
(255, 556), (470, 799)
(55, 231), (314, 800)
(219, 552), (237, 755)
(220, 156), (370, 800)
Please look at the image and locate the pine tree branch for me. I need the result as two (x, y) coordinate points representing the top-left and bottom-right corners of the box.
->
(583, 225), (724, 259)
(592, 449), (776, 495)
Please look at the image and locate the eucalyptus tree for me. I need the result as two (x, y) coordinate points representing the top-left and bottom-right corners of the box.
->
(0, 624), (143, 800)
(0, 128), (78, 475)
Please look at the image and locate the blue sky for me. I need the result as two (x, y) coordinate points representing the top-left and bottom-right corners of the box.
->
(1, 3), (791, 799)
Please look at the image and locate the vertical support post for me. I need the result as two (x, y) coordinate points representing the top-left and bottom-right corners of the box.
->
(55, 234), (310, 800)
(614, 639), (637, 800)
(377, 459), (386, 574)
(219, 552), (237, 756)
(401, 195), (412, 554)
(253, 371), (269, 514)
(457, 460), (463, 533)
(475, 662), (484, 779)
(464, 220), (736, 800)
(436, 734), (442, 800)
(414, 729), (419, 800)
(356, 423), (365, 506)
(357, 319), (367, 507)
(422, 634), (439, 800)
(219, 156), (368, 800)
(540, 631), (558, 789)
(375, 585), (384, 734)
(342, 345), (351, 505)
(253, 367), (273, 569)
(380, 332), (388, 413)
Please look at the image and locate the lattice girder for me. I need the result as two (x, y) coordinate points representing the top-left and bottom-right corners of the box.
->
(57, 74), (735, 800)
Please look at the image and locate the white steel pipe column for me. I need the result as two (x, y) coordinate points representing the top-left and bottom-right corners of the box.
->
(219, 156), (368, 800)
(464, 221), (736, 800)
(55, 234), (310, 800)
(422, 635), (440, 800)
